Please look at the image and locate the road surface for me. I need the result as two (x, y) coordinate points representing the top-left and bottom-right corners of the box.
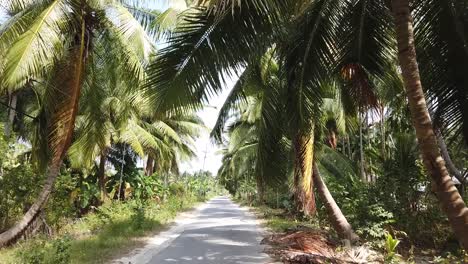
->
(146, 196), (273, 264)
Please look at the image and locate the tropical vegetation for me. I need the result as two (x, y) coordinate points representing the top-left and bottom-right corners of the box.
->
(0, 0), (467, 262)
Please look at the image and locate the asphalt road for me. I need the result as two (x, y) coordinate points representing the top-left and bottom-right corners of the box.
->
(147, 196), (273, 264)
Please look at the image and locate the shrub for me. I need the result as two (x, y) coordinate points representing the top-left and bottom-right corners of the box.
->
(169, 182), (185, 196)
(131, 204), (146, 229)
(50, 235), (72, 264)
(16, 239), (47, 264)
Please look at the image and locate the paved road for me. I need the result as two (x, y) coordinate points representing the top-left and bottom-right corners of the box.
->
(148, 196), (273, 264)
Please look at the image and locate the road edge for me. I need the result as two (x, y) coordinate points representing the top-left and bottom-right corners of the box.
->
(110, 198), (214, 264)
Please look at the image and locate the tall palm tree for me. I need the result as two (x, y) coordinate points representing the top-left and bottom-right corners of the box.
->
(390, 0), (468, 249)
(212, 51), (360, 240)
(0, 0), (152, 246)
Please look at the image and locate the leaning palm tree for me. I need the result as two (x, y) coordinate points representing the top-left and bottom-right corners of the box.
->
(0, 0), (153, 246)
(216, 87), (360, 241)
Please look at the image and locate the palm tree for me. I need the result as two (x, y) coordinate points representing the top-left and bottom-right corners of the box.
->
(0, 0), (152, 246)
(69, 63), (204, 202)
(390, 0), (468, 249)
(145, 0), (468, 247)
(69, 81), (175, 203)
(211, 49), (360, 240)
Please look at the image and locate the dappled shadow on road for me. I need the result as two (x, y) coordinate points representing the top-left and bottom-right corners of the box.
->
(148, 197), (271, 264)
(150, 226), (267, 263)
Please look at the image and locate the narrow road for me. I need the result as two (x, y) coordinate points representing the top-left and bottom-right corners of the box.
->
(147, 196), (273, 264)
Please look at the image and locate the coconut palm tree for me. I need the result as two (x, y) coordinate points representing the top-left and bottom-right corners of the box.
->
(68, 77), (176, 202)
(145, 0), (468, 247)
(0, 0), (153, 246)
(68, 55), (204, 202)
(211, 50), (361, 240)
(390, 0), (468, 249)
(216, 85), (360, 240)
(211, 50), (287, 203)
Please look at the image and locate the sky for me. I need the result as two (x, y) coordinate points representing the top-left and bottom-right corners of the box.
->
(179, 78), (236, 175)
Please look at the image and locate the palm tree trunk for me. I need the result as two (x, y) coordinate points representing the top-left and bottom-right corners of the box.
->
(359, 112), (366, 181)
(256, 174), (265, 204)
(145, 156), (154, 176)
(391, 0), (468, 249)
(328, 130), (338, 149)
(98, 149), (108, 203)
(313, 162), (358, 242)
(380, 105), (386, 161)
(0, 19), (87, 247)
(293, 131), (316, 216)
(436, 130), (465, 196)
(347, 135), (352, 158)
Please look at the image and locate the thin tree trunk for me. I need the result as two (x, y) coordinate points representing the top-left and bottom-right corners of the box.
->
(145, 156), (154, 176)
(392, 0), (468, 249)
(380, 105), (386, 161)
(98, 149), (108, 203)
(293, 131), (316, 216)
(328, 130), (337, 149)
(0, 18), (87, 247)
(436, 130), (465, 196)
(4, 92), (17, 138)
(256, 174), (265, 204)
(347, 135), (352, 159)
(359, 112), (366, 181)
(313, 162), (358, 242)
(341, 138), (346, 155)
(118, 145), (126, 200)
(365, 111), (372, 182)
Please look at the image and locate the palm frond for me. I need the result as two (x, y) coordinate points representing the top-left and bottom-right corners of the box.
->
(210, 68), (251, 143)
(1, 0), (71, 91)
(283, 0), (343, 131)
(108, 2), (153, 61)
(149, 120), (182, 144)
(145, 1), (283, 113)
(414, 0), (468, 145)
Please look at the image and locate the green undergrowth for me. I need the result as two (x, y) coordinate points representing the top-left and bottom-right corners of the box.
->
(255, 205), (320, 232)
(0, 194), (203, 264)
(236, 197), (468, 264)
(234, 197), (319, 233)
